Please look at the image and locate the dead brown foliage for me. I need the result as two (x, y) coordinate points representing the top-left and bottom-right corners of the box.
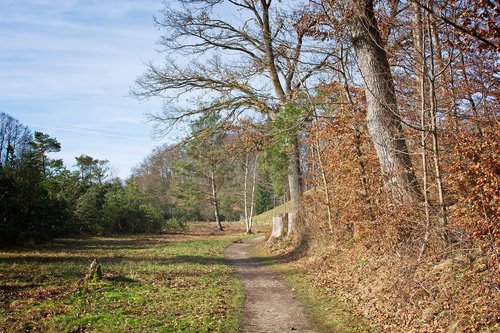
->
(277, 92), (499, 331)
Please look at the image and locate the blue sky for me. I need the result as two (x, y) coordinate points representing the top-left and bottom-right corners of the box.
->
(0, 0), (178, 178)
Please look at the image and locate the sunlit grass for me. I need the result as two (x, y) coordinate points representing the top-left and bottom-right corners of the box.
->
(0, 234), (244, 332)
(251, 188), (321, 226)
(252, 201), (291, 225)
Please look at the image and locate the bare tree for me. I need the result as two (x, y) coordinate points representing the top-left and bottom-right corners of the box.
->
(133, 0), (333, 234)
(132, 143), (176, 212)
(0, 112), (32, 167)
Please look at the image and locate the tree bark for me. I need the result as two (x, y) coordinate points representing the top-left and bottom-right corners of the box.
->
(248, 154), (259, 234)
(287, 138), (302, 234)
(413, 1), (431, 259)
(427, 18), (448, 233)
(269, 214), (287, 241)
(260, 0), (303, 233)
(243, 153), (258, 234)
(348, 0), (420, 204)
(243, 154), (250, 233)
(339, 46), (375, 221)
(210, 170), (223, 231)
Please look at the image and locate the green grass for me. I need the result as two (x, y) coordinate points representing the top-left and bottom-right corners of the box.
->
(252, 201), (291, 225)
(252, 188), (322, 226)
(0, 234), (244, 333)
(280, 272), (377, 333)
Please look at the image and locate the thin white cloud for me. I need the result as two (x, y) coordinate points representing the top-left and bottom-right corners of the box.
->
(0, 11), (161, 100)
(0, 0), (175, 178)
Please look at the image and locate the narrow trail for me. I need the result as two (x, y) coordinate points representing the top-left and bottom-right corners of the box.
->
(225, 236), (315, 333)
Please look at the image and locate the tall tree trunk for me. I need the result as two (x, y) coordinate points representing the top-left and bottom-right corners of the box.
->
(312, 111), (334, 233)
(339, 45), (375, 221)
(287, 138), (302, 235)
(261, 0), (302, 234)
(210, 171), (223, 231)
(248, 154), (259, 234)
(348, 0), (420, 204)
(243, 154), (249, 231)
(427, 19), (448, 233)
(412, 1), (431, 259)
(243, 154), (252, 233)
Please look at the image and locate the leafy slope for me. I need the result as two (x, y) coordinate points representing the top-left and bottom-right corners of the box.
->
(253, 199), (499, 332)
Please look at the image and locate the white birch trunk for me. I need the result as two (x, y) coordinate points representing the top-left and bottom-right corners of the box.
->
(248, 154), (259, 234)
(210, 170), (223, 231)
(243, 154), (251, 233)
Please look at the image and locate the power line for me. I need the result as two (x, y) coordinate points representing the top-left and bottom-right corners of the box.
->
(22, 120), (156, 141)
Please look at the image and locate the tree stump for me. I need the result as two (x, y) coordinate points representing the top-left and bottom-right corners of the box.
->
(268, 214), (288, 242)
(85, 259), (103, 281)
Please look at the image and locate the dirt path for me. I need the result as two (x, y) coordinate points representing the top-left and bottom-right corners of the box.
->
(225, 236), (315, 333)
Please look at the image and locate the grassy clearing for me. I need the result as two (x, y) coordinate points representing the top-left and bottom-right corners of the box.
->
(252, 201), (291, 225)
(0, 229), (245, 332)
(252, 188), (321, 226)
(250, 245), (376, 333)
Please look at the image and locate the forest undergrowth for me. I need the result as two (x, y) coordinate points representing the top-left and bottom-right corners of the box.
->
(263, 198), (499, 332)
(258, 99), (499, 332)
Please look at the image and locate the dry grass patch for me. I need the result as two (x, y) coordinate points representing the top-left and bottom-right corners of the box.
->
(259, 235), (499, 332)
(250, 240), (376, 333)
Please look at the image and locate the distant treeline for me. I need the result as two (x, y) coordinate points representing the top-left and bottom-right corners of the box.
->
(0, 112), (180, 244)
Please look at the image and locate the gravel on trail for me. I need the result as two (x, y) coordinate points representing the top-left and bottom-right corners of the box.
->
(225, 236), (316, 333)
